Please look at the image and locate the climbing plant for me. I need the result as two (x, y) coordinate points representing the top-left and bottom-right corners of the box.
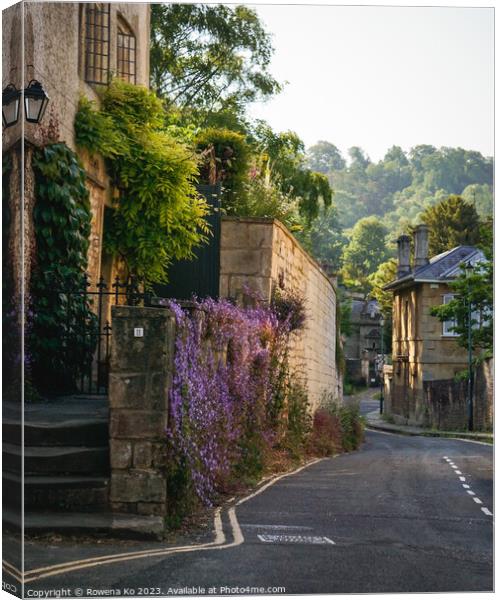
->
(75, 80), (210, 286)
(31, 143), (96, 394)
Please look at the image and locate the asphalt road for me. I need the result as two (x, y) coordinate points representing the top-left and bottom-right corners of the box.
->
(15, 426), (492, 596)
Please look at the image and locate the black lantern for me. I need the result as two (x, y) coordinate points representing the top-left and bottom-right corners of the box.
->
(2, 83), (21, 128)
(24, 80), (49, 124)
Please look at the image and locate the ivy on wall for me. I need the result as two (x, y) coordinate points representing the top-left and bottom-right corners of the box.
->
(75, 80), (210, 286)
(31, 143), (97, 394)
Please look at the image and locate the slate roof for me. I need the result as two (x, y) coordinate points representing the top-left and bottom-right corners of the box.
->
(350, 299), (381, 322)
(384, 246), (485, 290)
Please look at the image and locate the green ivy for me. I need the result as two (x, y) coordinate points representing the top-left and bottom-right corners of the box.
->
(31, 143), (97, 394)
(75, 80), (210, 286)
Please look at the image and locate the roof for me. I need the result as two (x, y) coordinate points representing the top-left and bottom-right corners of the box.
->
(350, 298), (381, 322)
(383, 246), (485, 291)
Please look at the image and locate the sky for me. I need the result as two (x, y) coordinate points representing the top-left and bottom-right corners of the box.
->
(247, 4), (494, 162)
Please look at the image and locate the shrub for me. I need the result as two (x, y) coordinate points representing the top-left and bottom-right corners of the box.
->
(308, 395), (365, 457)
(307, 409), (343, 456)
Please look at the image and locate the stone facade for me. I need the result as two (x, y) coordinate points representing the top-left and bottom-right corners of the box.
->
(108, 306), (176, 520)
(390, 281), (473, 425)
(2, 2), (150, 296)
(343, 295), (382, 386)
(385, 231), (487, 428)
(220, 216), (338, 409)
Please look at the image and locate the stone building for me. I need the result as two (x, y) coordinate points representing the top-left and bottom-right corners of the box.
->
(343, 293), (383, 387)
(2, 2), (150, 302)
(383, 224), (486, 426)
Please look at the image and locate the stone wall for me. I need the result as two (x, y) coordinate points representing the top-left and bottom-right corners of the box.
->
(421, 358), (493, 431)
(108, 306), (176, 524)
(220, 216), (338, 409)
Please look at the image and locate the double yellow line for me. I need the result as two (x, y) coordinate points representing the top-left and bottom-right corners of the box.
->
(3, 457), (323, 585)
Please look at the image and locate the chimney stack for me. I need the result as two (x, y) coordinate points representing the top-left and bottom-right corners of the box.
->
(413, 224), (429, 268)
(397, 235), (411, 278)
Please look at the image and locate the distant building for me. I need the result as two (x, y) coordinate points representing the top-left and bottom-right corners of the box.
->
(383, 224), (485, 426)
(343, 293), (383, 386)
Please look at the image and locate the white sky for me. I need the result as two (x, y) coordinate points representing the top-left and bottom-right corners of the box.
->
(247, 3), (494, 162)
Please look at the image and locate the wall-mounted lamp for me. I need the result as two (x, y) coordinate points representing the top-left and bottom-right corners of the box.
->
(2, 79), (49, 129)
(24, 80), (49, 124)
(2, 83), (21, 128)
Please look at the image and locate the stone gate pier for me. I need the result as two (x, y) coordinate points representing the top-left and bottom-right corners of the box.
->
(108, 306), (176, 529)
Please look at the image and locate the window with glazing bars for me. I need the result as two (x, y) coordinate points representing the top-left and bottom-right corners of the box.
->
(117, 28), (136, 83)
(85, 3), (110, 84)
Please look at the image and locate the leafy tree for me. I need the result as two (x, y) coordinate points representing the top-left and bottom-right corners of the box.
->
(342, 217), (391, 291)
(150, 4), (281, 113)
(348, 146), (371, 170)
(368, 258), (397, 317)
(305, 205), (346, 272)
(306, 141), (346, 173)
(430, 260), (492, 355)
(461, 183), (493, 219)
(421, 195), (481, 255)
(252, 122), (332, 224)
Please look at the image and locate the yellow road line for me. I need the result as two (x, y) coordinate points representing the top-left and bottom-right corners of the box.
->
(23, 456), (325, 583)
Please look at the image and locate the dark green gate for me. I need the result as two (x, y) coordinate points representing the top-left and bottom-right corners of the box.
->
(153, 184), (221, 300)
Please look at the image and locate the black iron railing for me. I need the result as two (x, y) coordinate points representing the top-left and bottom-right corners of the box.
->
(64, 274), (151, 395)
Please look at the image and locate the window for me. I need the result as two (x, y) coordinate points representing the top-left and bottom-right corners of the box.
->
(442, 294), (459, 337)
(85, 4), (110, 84)
(117, 19), (136, 83)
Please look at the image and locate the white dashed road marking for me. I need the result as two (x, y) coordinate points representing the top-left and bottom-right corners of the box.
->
(444, 456), (492, 517)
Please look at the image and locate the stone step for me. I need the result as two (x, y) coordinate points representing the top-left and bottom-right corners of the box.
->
(3, 443), (109, 476)
(3, 418), (109, 447)
(3, 472), (109, 511)
(2, 507), (164, 540)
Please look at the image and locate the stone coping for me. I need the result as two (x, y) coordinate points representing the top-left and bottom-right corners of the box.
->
(222, 215), (337, 292)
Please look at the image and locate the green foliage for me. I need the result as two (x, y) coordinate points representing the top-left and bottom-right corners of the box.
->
(306, 204), (346, 272)
(421, 195), (481, 255)
(237, 177), (303, 232)
(31, 143), (96, 394)
(75, 80), (210, 286)
(369, 258), (397, 317)
(282, 382), (312, 459)
(342, 216), (390, 292)
(194, 127), (251, 210)
(150, 4), (281, 112)
(430, 260), (493, 354)
(306, 140), (346, 173)
(252, 123), (333, 225)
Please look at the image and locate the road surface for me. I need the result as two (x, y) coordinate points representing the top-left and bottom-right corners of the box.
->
(13, 426), (492, 595)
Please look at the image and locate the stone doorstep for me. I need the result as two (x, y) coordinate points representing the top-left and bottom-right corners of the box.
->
(2, 507), (164, 540)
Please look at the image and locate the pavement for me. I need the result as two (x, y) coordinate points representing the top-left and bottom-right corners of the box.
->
(3, 411), (493, 595)
(358, 394), (494, 443)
